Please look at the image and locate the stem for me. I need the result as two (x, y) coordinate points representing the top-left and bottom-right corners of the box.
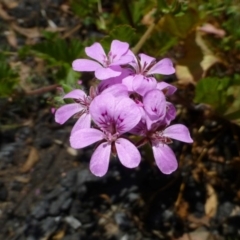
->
(25, 84), (60, 96)
(0, 84), (59, 119)
(97, 0), (106, 30)
(131, 23), (155, 54)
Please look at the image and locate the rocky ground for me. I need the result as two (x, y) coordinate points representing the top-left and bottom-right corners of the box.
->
(1, 1), (240, 240)
(1, 93), (240, 240)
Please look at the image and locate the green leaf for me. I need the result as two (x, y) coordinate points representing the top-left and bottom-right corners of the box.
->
(0, 53), (18, 97)
(61, 83), (74, 93)
(31, 37), (84, 64)
(159, 8), (199, 38)
(143, 31), (177, 57)
(194, 77), (230, 112)
(195, 76), (240, 125)
(100, 25), (136, 51)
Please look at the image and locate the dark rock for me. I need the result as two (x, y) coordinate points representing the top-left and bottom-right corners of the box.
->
(76, 185), (87, 197)
(24, 218), (42, 237)
(162, 209), (173, 221)
(62, 233), (82, 240)
(61, 198), (73, 211)
(0, 182), (8, 201)
(128, 185), (138, 192)
(11, 181), (24, 191)
(40, 216), (58, 235)
(217, 202), (235, 221)
(78, 211), (92, 224)
(49, 191), (72, 215)
(45, 186), (65, 200)
(65, 216), (81, 229)
(223, 216), (240, 235)
(15, 127), (32, 142)
(128, 193), (139, 202)
(61, 170), (77, 189)
(76, 169), (97, 186)
(194, 202), (205, 217)
(31, 201), (50, 219)
(26, 236), (37, 240)
(119, 188), (128, 197)
(35, 137), (53, 148)
(114, 212), (132, 231)
(0, 143), (18, 164)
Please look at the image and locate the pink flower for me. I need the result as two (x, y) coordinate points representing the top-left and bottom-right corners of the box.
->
(132, 121), (193, 174)
(53, 39), (194, 177)
(150, 124), (193, 174)
(72, 40), (132, 80)
(122, 52), (175, 96)
(130, 88), (173, 129)
(70, 93), (142, 177)
(55, 89), (92, 133)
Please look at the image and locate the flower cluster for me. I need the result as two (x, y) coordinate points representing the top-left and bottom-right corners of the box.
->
(55, 40), (193, 177)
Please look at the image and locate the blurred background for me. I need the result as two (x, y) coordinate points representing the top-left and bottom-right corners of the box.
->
(0, 0), (240, 239)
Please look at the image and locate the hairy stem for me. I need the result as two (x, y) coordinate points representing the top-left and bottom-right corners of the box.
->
(131, 23), (155, 54)
(25, 84), (60, 96)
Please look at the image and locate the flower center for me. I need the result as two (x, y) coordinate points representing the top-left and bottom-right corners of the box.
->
(135, 57), (156, 76)
(73, 95), (92, 119)
(102, 51), (117, 67)
(102, 130), (119, 143)
(150, 131), (172, 145)
(75, 95), (92, 112)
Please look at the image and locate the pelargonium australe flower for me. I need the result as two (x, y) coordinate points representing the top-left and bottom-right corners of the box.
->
(55, 89), (92, 133)
(54, 39), (193, 176)
(131, 120), (193, 174)
(70, 93), (142, 177)
(122, 52), (175, 96)
(150, 124), (193, 174)
(72, 40), (132, 80)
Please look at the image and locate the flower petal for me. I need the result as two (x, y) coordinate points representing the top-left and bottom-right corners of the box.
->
(95, 66), (121, 80)
(164, 102), (176, 125)
(130, 120), (147, 136)
(110, 40), (129, 60)
(101, 84), (129, 98)
(143, 89), (166, 120)
(114, 97), (141, 134)
(126, 50), (139, 71)
(148, 58), (175, 75)
(133, 75), (157, 96)
(156, 82), (177, 96)
(72, 59), (102, 72)
(115, 138), (141, 168)
(63, 89), (86, 100)
(145, 114), (157, 131)
(85, 42), (106, 64)
(55, 103), (81, 124)
(97, 68), (132, 92)
(122, 75), (134, 92)
(139, 53), (155, 69)
(71, 113), (91, 133)
(90, 142), (111, 177)
(152, 144), (178, 174)
(89, 93), (116, 128)
(110, 55), (133, 66)
(70, 128), (104, 149)
(163, 124), (193, 143)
